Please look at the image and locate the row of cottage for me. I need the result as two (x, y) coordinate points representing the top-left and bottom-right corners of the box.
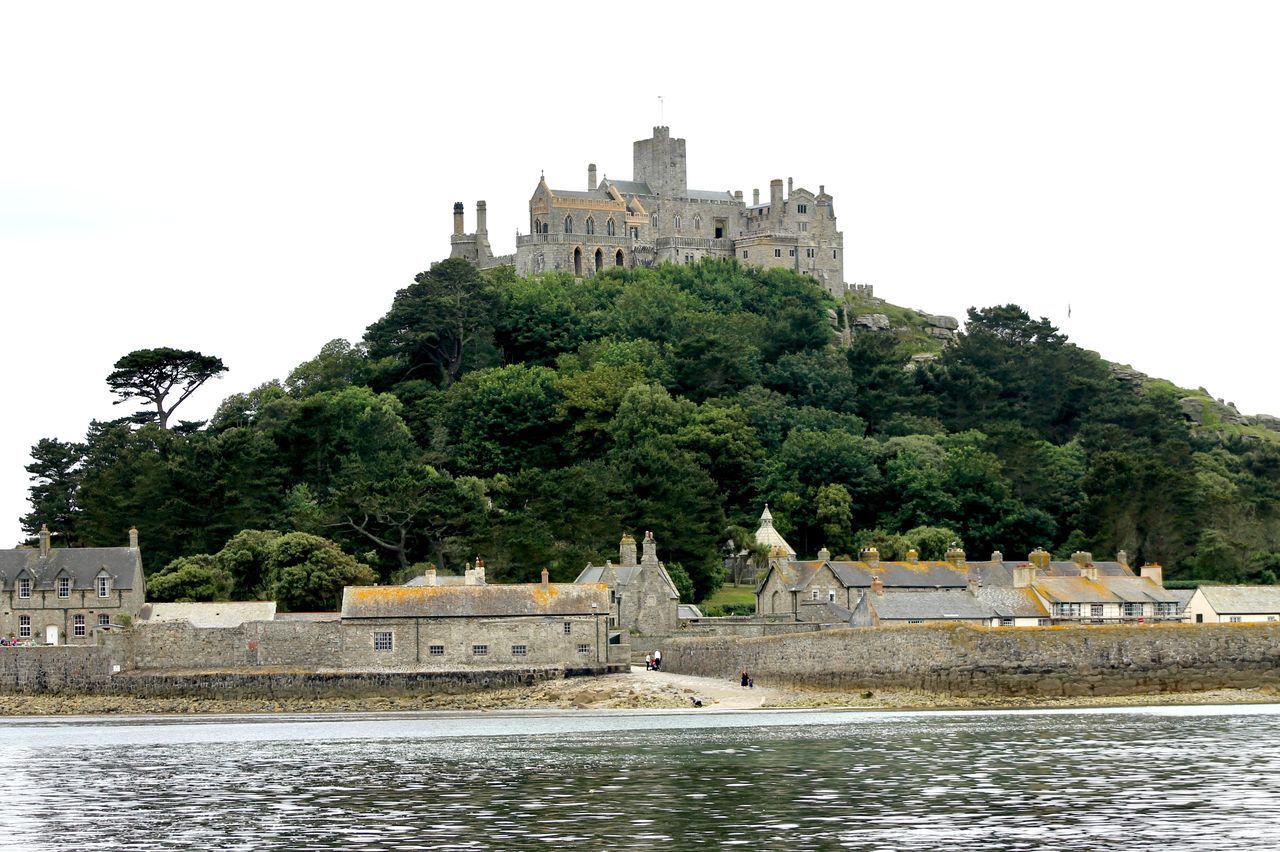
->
(2, 517), (1277, 670)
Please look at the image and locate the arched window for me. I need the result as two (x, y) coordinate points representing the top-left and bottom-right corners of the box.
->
(693, 215), (701, 231)
(650, 213), (658, 228)
(542, 221), (549, 234)
(564, 216), (573, 234)
(586, 217), (595, 235)
(573, 247), (582, 276)
(533, 218), (541, 235)
(674, 215), (681, 231)
(615, 249), (624, 267)
(606, 218), (616, 236)
(594, 248), (603, 273)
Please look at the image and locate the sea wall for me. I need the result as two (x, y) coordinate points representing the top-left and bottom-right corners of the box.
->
(660, 623), (1280, 697)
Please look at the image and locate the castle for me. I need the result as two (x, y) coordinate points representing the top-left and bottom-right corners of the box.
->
(450, 127), (864, 298)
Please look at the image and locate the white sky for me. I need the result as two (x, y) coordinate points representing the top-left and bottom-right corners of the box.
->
(3, 1), (1279, 546)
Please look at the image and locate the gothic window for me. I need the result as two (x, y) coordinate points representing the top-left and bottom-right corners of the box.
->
(615, 249), (624, 266)
(693, 215), (701, 231)
(650, 213), (658, 228)
(631, 227), (639, 239)
(606, 218), (616, 236)
(534, 218), (541, 235)
(564, 216), (573, 234)
(586, 217), (595, 235)
(674, 215), (681, 230)
(542, 222), (549, 234)
(594, 248), (603, 273)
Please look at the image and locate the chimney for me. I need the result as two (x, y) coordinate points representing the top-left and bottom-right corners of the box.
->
(1013, 563), (1034, 588)
(541, 568), (550, 589)
(861, 547), (880, 568)
(464, 561), (477, 585)
(39, 524), (51, 557)
(1140, 562), (1164, 588)
(734, 190), (743, 202)
(453, 201), (465, 235)
(753, 188), (760, 206)
(905, 549), (919, 564)
(475, 557), (486, 585)
(424, 566), (437, 586)
(990, 550), (1003, 564)
(475, 200), (488, 234)
(819, 184), (825, 195)
(967, 574), (980, 595)
(1072, 551), (1092, 568)
(870, 576), (884, 596)
(1117, 549), (1129, 568)
(770, 178), (784, 212)
(817, 546), (831, 562)
(787, 176), (793, 196)
(619, 534), (637, 566)
(641, 531), (658, 565)
(129, 527), (139, 549)
(588, 163), (597, 190)
(1029, 548), (1051, 570)
(946, 547), (966, 569)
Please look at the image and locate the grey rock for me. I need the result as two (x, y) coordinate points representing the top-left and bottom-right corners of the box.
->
(924, 314), (959, 330)
(853, 313), (891, 331)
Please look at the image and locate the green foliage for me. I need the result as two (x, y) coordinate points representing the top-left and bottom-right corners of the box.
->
(262, 531), (376, 612)
(146, 555), (235, 602)
(106, 347), (228, 429)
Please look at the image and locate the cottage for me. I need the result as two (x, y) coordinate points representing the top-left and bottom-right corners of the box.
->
(1182, 586), (1280, 624)
(1020, 553), (1180, 624)
(851, 580), (998, 627)
(0, 525), (145, 645)
(575, 532), (681, 636)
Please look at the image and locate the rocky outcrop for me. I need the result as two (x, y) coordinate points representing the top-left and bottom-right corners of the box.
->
(853, 313), (891, 331)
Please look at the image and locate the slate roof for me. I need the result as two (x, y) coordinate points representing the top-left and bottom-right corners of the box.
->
(606, 179), (652, 195)
(1032, 576), (1176, 604)
(677, 604), (704, 620)
(0, 547), (142, 592)
(799, 600), (856, 624)
(140, 601), (277, 628)
(1195, 585), (1280, 615)
(341, 583), (609, 619)
(683, 189), (736, 202)
(869, 590), (996, 621)
(974, 586), (1049, 619)
(550, 188), (614, 201)
(1167, 589), (1196, 611)
(754, 506), (796, 558)
(830, 561), (970, 589)
(404, 574), (467, 587)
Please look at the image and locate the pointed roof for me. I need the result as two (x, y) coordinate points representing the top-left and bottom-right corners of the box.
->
(754, 505), (795, 558)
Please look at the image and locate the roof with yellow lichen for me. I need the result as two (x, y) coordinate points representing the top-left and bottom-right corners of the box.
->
(1032, 576), (1176, 604)
(341, 582), (610, 619)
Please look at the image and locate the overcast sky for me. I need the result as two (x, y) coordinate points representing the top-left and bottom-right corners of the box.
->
(3, 1), (1278, 546)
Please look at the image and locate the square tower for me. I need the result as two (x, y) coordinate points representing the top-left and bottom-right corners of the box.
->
(633, 126), (687, 197)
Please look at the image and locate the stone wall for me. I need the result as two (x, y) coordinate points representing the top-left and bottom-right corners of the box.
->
(660, 623), (1280, 697)
(128, 620), (342, 669)
(0, 643), (127, 693)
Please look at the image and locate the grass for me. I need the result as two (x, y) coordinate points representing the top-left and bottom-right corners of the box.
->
(701, 583), (756, 608)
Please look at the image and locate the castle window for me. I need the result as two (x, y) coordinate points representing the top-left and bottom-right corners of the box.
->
(774, 248), (781, 258)
(586, 217), (595, 235)
(577, 644), (591, 655)
(685, 254), (693, 264)
(674, 215), (681, 230)
(473, 644), (489, 656)
(798, 222), (808, 232)
(630, 227), (639, 239)
(373, 631), (393, 652)
(97, 576), (110, 598)
(73, 614), (85, 637)
(429, 644), (445, 655)
(797, 203), (808, 214)
(57, 577), (70, 598)
(833, 249), (838, 259)
(564, 621), (572, 634)
(564, 216), (573, 233)
(806, 248), (816, 259)
(789, 249), (795, 257)
(693, 215), (701, 231)
(650, 213), (658, 228)
(511, 644), (528, 657)
(18, 616), (30, 638)
(742, 251), (748, 259)
(534, 218), (541, 235)
(607, 218), (616, 236)
(98, 614), (110, 627)
(542, 222), (549, 234)
(615, 249), (624, 266)
(18, 577), (30, 599)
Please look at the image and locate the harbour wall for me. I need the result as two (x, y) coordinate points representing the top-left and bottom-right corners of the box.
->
(660, 623), (1280, 697)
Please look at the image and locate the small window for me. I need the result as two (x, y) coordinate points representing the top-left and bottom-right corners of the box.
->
(373, 631), (393, 652)
(789, 249), (795, 257)
(833, 249), (838, 259)
(429, 644), (445, 656)
(98, 614), (110, 627)
(797, 203), (808, 214)
(1090, 604), (1104, 618)
(674, 215), (681, 230)
(630, 227), (639, 239)
(563, 622), (572, 635)
(97, 576), (110, 598)
(577, 644), (591, 655)
(511, 644), (528, 657)
(693, 215), (701, 231)
(18, 577), (31, 599)
(18, 616), (30, 638)
(1037, 618), (1051, 626)
(1230, 616), (1243, 623)
(999, 618), (1014, 627)
(827, 592), (836, 602)
(798, 222), (808, 232)
(810, 590), (819, 600)
(564, 216), (573, 234)
(58, 577), (70, 598)
(742, 251), (748, 259)
(805, 248), (816, 259)
(907, 619), (924, 625)
(73, 614), (85, 637)
(473, 644), (489, 655)
(607, 218), (616, 236)
(774, 248), (781, 258)
(650, 213), (658, 228)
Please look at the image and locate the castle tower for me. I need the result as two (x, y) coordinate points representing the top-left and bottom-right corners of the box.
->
(633, 126), (687, 196)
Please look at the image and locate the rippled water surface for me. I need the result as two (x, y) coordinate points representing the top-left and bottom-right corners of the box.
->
(1, 704), (1279, 850)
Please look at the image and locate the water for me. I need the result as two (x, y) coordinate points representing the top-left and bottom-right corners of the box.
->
(1, 704), (1278, 850)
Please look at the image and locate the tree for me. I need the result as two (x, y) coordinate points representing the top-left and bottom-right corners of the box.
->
(106, 348), (228, 429)
(262, 531), (376, 611)
(21, 438), (86, 544)
(146, 555), (235, 602)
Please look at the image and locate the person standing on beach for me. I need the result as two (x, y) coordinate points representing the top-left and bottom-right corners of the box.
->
(741, 670), (749, 687)
(654, 649), (662, 670)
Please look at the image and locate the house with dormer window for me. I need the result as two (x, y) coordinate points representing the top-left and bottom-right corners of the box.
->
(0, 525), (146, 645)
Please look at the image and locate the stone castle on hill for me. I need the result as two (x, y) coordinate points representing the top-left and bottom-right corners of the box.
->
(449, 126), (870, 299)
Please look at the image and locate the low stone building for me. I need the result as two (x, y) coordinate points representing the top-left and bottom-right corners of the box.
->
(851, 582), (999, 627)
(0, 525), (145, 645)
(138, 601), (277, 628)
(339, 570), (621, 668)
(575, 532), (681, 636)
(1183, 586), (1280, 624)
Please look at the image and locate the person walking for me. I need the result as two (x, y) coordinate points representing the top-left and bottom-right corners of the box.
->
(741, 669), (749, 687)
(654, 649), (662, 671)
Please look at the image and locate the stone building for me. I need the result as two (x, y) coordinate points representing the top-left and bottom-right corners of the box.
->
(1179, 585), (1280, 624)
(450, 127), (865, 298)
(338, 570), (618, 668)
(575, 531), (681, 636)
(0, 525), (146, 645)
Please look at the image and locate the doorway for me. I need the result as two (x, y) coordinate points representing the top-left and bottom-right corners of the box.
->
(45, 625), (59, 645)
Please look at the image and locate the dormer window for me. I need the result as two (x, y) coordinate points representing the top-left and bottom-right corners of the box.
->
(57, 576), (70, 598)
(18, 577), (31, 599)
(97, 575), (111, 598)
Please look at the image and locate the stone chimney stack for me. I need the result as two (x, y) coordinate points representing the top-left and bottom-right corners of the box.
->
(1029, 548), (1051, 570)
(1073, 551), (1099, 581)
(424, 566), (437, 586)
(870, 575), (884, 596)
(464, 561), (477, 585)
(817, 546), (831, 562)
(861, 547), (880, 568)
(475, 557), (486, 585)
(905, 549), (919, 564)
(991, 551), (1003, 564)
(39, 524), (51, 557)
(770, 178), (784, 212)
(453, 202), (465, 235)
(734, 190), (743, 202)
(1117, 549), (1129, 568)
(541, 567), (550, 589)
(475, 200), (488, 235)
(641, 531), (659, 565)
(946, 547), (966, 569)
(129, 527), (139, 549)
(753, 188), (760, 206)
(588, 163), (597, 190)
(787, 176), (793, 196)
(1140, 562), (1164, 588)
(619, 534), (637, 567)
(1013, 563), (1035, 588)
(967, 574), (980, 595)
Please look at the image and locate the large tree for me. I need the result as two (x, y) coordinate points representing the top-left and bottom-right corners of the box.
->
(106, 348), (228, 429)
